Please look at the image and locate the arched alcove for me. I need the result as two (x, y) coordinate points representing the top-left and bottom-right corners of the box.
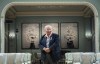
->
(0, 2), (99, 52)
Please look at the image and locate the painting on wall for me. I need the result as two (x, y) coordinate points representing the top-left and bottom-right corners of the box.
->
(61, 23), (79, 49)
(22, 23), (39, 49)
(42, 23), (58, 35)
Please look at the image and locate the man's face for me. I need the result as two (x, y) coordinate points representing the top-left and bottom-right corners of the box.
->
(45, 27), (52, 35)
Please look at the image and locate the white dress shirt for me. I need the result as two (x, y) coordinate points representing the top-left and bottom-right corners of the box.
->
(45, 33), (52, 48)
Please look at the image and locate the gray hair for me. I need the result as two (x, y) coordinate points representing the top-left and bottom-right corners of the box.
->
(44, 25), (53, 31)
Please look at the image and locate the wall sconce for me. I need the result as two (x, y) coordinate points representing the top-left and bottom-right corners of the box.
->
(85, 31), (92, 39)
(9, 32), (15, 39)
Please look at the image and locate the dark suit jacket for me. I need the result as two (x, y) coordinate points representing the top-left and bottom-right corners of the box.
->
(39, 33), (60, 62)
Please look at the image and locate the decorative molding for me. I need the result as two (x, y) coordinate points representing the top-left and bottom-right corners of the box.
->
(83, 7), (90, 14)
(0, 16), (4, 18)
(6, 10), (16, 19)
(10, 7), (16, 14)
(83, 7), (93, 17)
(6, 5), (93, 17)
(16, 11), (83, 16)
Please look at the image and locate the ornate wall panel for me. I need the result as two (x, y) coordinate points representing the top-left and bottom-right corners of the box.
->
(61, 23), (78, 49)
(22, 23), (39, 49)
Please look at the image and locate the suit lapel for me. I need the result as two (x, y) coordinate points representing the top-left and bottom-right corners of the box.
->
(49, 34), (53, 46)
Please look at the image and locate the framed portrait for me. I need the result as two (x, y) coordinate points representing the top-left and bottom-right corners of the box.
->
(61, 22), (79, 49)
(42, 23), (58, 35)
(21, 23), (39, 49)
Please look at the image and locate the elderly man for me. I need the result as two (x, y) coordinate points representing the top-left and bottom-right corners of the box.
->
(39, 25), (60, 64)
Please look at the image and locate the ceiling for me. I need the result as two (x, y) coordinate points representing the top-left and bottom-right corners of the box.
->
(6, 5), (94, 19)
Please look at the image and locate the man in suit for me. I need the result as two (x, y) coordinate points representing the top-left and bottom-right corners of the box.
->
(39, 25), (60, 64)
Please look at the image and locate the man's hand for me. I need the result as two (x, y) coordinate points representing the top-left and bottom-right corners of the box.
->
(43, 47), (51, 53)
(45, 48), (51, 53)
